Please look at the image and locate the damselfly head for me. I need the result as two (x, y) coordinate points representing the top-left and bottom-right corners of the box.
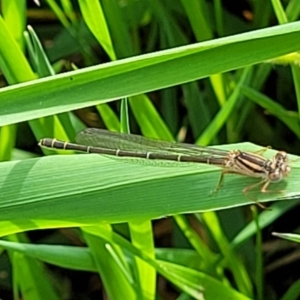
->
(268, 151), (291, 182)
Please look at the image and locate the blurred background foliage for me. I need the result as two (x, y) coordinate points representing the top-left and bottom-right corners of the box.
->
(1, 0), (300, 299)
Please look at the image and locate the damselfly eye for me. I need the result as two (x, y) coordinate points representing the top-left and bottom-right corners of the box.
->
(276, 151), (288, 161)
(268, 170), (283, 182)
(283, 165), (291, 175)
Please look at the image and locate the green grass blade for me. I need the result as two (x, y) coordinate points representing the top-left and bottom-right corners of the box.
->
(2, 22), (300, 126)
(0, 144), (299, 236)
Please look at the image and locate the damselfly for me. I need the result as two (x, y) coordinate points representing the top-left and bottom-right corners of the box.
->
(39, 128), (291, 205)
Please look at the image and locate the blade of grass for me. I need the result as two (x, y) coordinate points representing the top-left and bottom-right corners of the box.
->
(2, 22), (300, 126)
(0, 143), (299, 237)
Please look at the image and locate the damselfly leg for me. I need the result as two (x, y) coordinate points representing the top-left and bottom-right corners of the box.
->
(211, 170), (267, 209)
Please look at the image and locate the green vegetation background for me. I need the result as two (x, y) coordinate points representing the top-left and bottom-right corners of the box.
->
(0, 0), (300, 299)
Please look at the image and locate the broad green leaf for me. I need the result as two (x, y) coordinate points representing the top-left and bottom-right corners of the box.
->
(2, 22), (300, 126)
(0, 143), (299, 236)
